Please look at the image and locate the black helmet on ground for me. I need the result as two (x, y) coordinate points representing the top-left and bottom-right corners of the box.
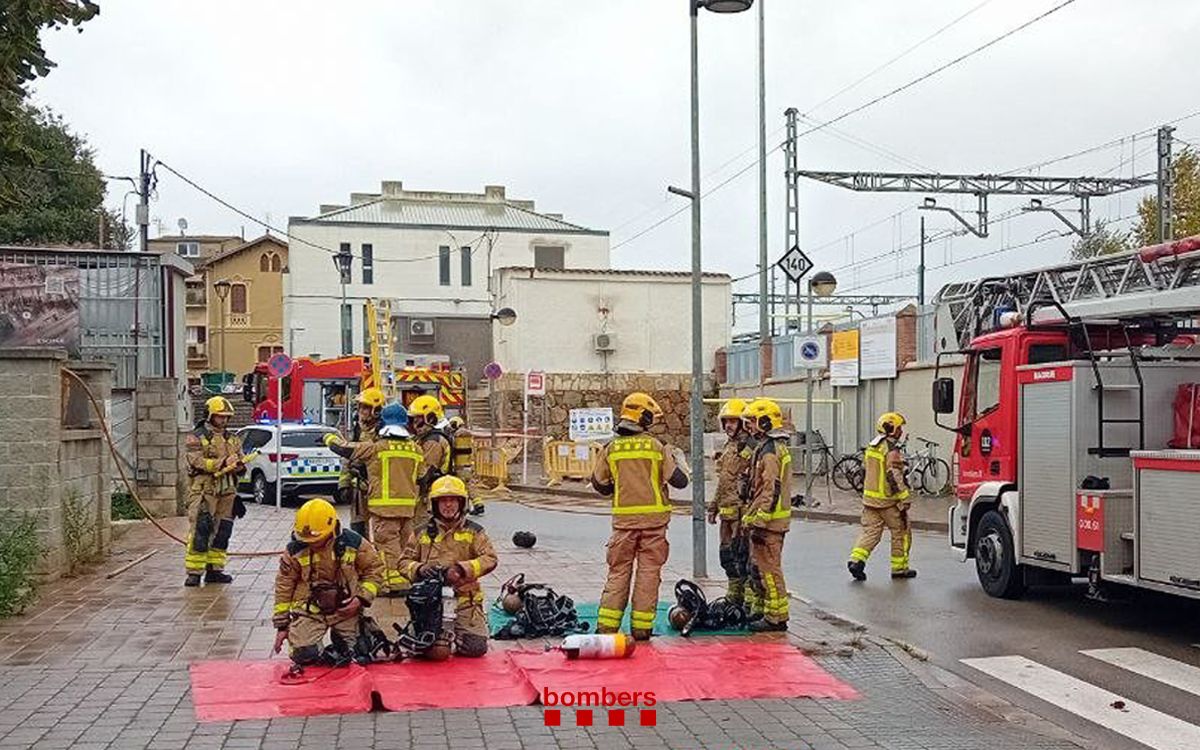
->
(512, 531), (537, 549)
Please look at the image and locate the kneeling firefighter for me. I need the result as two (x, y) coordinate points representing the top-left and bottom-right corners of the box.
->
(848, 412), (915, 581)
(706, 398), (753, 605)
(741, 398), (792, 633)
(591, 392), (689, 641)
(397, 476), (497, 659)
(272, 499), (385, 667)
(325, 402), (423, 631)
(184, 396), (246, 587)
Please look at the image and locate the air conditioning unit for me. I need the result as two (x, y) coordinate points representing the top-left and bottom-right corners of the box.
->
(410, 319), (435, 338)
(594, 332), (617, 352)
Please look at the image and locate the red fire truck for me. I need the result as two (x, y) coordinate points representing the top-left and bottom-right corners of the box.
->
(932, 235), (1200, 601)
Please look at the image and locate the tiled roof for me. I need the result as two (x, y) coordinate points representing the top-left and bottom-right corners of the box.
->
(298, 199), (605, 235)
(499, 266), (730, 279)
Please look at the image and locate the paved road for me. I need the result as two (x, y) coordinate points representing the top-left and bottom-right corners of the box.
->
(780, 520), (1200, 750)
(500, 501), (1200, 750)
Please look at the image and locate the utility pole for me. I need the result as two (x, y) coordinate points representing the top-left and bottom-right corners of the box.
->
(918, 216), (926, 306)
(757, 0), (769, 351)
(784, 107), (799, 328)
(688, 0), (706, 579)
(1158, 125), (1175, 243)
(138, 150), (150, 254)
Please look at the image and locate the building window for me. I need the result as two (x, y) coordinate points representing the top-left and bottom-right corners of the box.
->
(257, 345), (284, 362)
(461, 246), (472, 287)
(438, 246), (451, 286)
(230, 283), (247, 314)
(260, 253), (270, 272)
(341, 304), (353, 355)
(177, 241), (199, 258)
(534, 245), (565, 270)
(271, 253), (281, 272)
(362, 244), (374, 284)
(186, 326), (201, 344)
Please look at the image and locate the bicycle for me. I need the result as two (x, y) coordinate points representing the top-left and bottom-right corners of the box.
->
(797, 429), (863, 493)
(902, 437), (952, 496)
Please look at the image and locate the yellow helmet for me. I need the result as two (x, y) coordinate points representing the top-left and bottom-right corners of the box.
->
(408, 394), (444, 422)
(429, 475), (469, 519)
(205, 395), (235, 418)
(620, 392), (663, 427)
(744, 398), (784, 431)
(293, 498), (338, 543)
(447, 416), (464, 430)
(876, 411), (906, 436)
(718, 398), (748, 421)
(356, 387), (386, 410)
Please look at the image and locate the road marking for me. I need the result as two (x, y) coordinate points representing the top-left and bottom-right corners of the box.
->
(962, 655), (1200, 750)
(1083, 647), (1200, 698)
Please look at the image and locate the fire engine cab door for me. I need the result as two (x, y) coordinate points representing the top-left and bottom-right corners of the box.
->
(956, 346), (1014, 499)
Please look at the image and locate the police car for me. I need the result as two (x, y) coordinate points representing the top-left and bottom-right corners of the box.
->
(235, 422), (343, 504)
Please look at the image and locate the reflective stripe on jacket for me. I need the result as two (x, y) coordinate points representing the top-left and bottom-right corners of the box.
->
(743, 435), (792, 532)
(591, 432), (678, 530)
(272, 529), (383, 628)
(347, 438), (424, 517)
(862, 437), (910, 507)
(397, 518), (497, 596)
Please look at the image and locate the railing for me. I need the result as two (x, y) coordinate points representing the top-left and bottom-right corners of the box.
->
(228, 312), (251, 328)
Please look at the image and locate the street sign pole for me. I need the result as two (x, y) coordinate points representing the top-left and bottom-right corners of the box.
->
(267, 353), (294, 511)
(522, 373), (529, 485)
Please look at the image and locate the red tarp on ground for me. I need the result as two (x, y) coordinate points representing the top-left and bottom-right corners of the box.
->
(190, 642), (855, 722)
(370, 652), (539, 711)
(189, 660), (375, 722)
(508, 641), (858, 703)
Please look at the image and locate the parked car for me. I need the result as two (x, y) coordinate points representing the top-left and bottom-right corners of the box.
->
(235, 423), (343, 505)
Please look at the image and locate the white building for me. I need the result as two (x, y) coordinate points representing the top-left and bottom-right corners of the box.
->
(492, 267), (732, 374)
(285, 181), (610, 379)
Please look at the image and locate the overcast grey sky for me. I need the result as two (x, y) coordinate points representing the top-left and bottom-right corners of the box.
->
(33, 0), (1200, 327)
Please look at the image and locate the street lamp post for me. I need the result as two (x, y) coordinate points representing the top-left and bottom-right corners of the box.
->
(804, 271), (837, 498)
(333, 245), (354, 356)
(488, 306), (518, 456)
(213, 279), (232, 378)
(687, 0), (754, 579)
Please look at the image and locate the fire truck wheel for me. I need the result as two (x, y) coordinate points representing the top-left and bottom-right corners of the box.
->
(975, 509), (1025, 599)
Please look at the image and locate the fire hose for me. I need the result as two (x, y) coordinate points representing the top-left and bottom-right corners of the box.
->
(64, 368), (284, 558)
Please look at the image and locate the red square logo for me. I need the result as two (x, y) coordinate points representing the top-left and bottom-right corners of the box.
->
(640, 709), (657, 727)
(576, 709), (593, 727)
(543, 709), (560, 727)
(608, 709), (625, 727)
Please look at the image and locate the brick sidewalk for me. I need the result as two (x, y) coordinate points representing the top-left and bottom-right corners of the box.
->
(0, 502), (1081, 750)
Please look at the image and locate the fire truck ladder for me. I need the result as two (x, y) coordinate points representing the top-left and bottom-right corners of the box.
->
(366, 299), (397, 397)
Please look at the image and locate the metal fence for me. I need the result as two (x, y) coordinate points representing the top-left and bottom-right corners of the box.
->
(724, 341), (760, 385)
(0, 249), (168, 388)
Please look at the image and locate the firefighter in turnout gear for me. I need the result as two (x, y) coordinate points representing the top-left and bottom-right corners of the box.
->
(849, 412), (916, 581)
(706, 398), (754, 605)
(397, 476), (497, 659)
(338, 387), (385, 536)
(446, 416), (483, 515)
(408, 395), (452, 527)
(272, 499), (385, 666)
(591, 392), (690, 640)
(183, 396), (246, 587)
(741, 398), (792, 632)
(324, 402), (422, 631)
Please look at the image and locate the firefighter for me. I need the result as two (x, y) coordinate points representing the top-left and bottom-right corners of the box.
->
(324, 401), (422, 630)
(397, 476), (497, 659)
(445, 416), (482, 515)
(848, 412), (916, 581)
(706, 398), (754, 606)
(337, 387), (385, 536)
(741, 398), (792, 632)
(184, 396), (246, 587)
(591, 392), (689, 640)
(408, 394), (452, 526)
(272, 498), (384, 666)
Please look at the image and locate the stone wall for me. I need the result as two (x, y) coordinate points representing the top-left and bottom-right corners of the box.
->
(137, 377), (189, 517)
(0, 350), (113, 580)
(494, 372), (716, 450)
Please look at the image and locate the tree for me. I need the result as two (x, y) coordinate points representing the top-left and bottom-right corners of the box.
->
(1070, 219), (1131, 260)
(1133, 148), (1200, 247)
(1, 1), (101, 208)
(0, 103), (130, 249)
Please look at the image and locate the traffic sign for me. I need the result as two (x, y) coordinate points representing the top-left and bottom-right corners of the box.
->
(484, 361), (504, 381)
(525, 370), (546, 396)
(267, 352), (293, 378)
(777, 245), (813, 284)
(793, 334), (827, 370)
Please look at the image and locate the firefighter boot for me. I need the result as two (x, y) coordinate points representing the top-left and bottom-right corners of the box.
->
(847, 560), (866, 581)
(205, 570), (234, 584)
(747, 618), (788, 633)
(184, 574), (202, 587)
(891, 568), (917, 579)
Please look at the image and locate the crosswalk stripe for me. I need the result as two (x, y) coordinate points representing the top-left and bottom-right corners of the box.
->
(1083, 647), (1200, 698)
(962, 655), (1200, 750)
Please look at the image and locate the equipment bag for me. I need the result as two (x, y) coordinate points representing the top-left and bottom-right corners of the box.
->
(1168, 384), (1200, 449)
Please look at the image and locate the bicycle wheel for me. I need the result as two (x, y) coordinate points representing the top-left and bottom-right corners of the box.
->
(832, 455), (863, 492)
(906, 459), (927, 495)
(922, 457), (952, 496)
